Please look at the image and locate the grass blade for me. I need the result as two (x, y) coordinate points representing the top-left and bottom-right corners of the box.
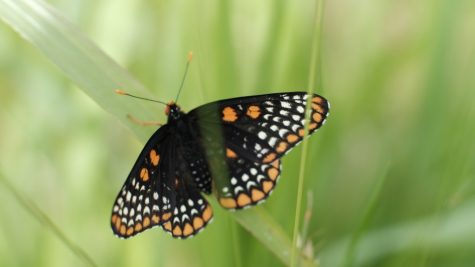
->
(341, 164), (389, 267)
(0, 171), (98, 267)
(0, 0), (158, 141)
(291, 0), (325, 266)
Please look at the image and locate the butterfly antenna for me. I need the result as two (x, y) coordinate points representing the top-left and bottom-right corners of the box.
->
(115, 90), (168, 106)
(175, 51), (193, 103)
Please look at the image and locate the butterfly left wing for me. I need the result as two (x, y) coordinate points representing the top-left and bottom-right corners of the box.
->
(188, 92), (329, 209)
(111, 126), (175, 238)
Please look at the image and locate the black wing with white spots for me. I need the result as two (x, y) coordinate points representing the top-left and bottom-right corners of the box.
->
(189, 92), (329, 209)
(111, 126), (174, 238)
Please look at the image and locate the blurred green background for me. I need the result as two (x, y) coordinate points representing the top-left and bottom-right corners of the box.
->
(1, 0), (475, 266)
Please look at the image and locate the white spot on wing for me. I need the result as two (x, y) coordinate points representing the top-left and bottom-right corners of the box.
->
(280, 110), (289, 116)
(268, 137), (278, 146)
(281, 101), (291, 109)
(279, 129), (289, 137)
(258, 131), (267, 140)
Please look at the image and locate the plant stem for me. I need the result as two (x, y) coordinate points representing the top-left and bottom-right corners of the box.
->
(290, 0), (324, 266)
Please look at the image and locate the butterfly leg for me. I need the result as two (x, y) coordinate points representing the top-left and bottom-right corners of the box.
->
(126, 114), (163, 127)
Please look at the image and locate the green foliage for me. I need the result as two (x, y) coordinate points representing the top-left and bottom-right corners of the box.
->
(0, 0), (474, 266)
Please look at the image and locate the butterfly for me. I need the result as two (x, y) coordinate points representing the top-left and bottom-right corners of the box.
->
(110, 91), (330, 239)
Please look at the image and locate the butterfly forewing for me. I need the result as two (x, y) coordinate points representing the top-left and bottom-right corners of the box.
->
(189, 92), (329, 164)
(111, 126), (174, 238)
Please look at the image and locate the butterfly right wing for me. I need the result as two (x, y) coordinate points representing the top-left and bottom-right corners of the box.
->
(111, 125), (175, 238)
(189, 92), (329, 164)
(188, 92), (329, 209)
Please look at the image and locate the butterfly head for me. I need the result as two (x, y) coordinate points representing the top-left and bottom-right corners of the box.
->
(165, 101), (182, 120)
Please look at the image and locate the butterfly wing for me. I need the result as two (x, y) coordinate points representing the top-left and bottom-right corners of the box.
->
(188, 92), (329, 209)
(111, 125), (176, 238)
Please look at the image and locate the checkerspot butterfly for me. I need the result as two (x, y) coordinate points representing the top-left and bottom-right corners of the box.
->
(111, 57), (330, 239)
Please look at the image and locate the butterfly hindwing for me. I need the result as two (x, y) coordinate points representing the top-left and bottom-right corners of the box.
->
(111, 126), (174, 238)
(217, 156), (282, 209)
(160, 182), (213, 238)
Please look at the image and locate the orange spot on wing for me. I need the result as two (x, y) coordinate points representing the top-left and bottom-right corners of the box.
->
(120, 225), (126, 235)
(226, 148), (237, 158)
(237, 194), (251, 207)
(162, 221), (172, 231)
(251, 189), (265, 202)
(151, 214), (160, 224)
(115, 220), (122, 231)
(312, 103), (325, 114)
(271, 160), (280, 169)
(202, 205), (213, 221)
(262, 180), (274, 193)
(182, 223), (194, 236)
(276, 141), (288, 153)
(268, 168), (279, 181)
(219, 198), (237, 209)
(298, 128), (306, 137)
(150, 150), (160, 166)
(111, 214), (118, 224)
(193, 217), (204, 229)
(312, 96), (324, 105)
(286, 134), (299, 143)
(162, 212), (172, 221)
(312, 112), (322, 123)
(140, 168), (149, 182)
(309, 123), (317, 130)
(143, 216), (150, 227)
(134, 222), (143, 232)
(172, 225), (182, 236)
(246, 105), (261, 119)
(222, 107), (238, 122)
(262, 153), (276, 163)
(126, 227), (134, 236)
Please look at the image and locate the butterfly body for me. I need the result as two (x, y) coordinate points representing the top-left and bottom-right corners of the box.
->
(111, 92), (329, 239)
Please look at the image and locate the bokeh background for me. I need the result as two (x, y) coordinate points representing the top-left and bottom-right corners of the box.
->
(1, 0), (475, 266)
